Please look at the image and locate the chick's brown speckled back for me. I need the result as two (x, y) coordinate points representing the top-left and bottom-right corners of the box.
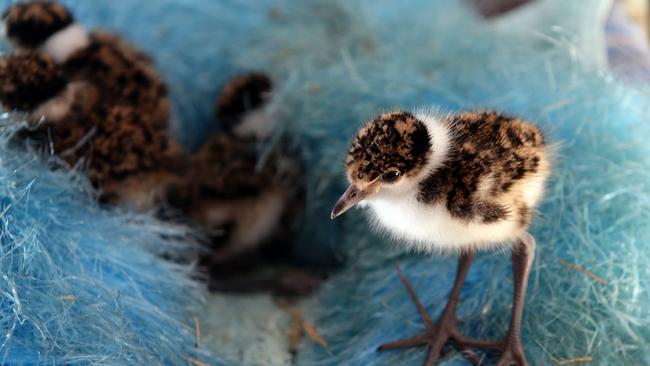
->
(418, 111), (548, 226)
(188, 135), (275, 201)
(64, 31), (170, 130)
(0, 51), (67, 110)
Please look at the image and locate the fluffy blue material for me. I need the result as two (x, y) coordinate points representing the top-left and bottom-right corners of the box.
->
(2, 0), (650, 365)
(0, 117), (224, 364)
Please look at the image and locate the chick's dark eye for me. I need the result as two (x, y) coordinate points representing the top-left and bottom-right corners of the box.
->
(382, 170), (401, 182)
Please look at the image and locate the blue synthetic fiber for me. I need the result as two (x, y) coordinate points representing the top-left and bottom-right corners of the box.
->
(0, 115), (227, 364)
(2, 0), (650, 365)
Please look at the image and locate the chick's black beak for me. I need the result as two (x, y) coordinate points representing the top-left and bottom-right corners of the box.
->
(331, 184), (366, 220)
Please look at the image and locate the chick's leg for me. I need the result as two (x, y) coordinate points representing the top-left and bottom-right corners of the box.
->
(378, 253), (500, 366)
(495, 232), (535, 366)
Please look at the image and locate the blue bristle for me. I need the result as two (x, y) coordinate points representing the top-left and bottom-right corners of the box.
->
(2, 0), (650, 364)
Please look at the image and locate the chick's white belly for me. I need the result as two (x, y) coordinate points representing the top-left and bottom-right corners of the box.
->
(366, 197), (521, 252)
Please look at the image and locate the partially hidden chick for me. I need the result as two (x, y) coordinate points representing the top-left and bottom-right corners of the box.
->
(332, 110), (550, 366)
(1, 1), (182, 209)
(215, 72), (275, 139)
(166, 73), (319, 295)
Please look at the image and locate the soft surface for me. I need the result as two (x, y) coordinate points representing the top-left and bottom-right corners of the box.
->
(0, 117), (221, 364)
(200, 294), (294, 366)
(2, 0), (650, 365)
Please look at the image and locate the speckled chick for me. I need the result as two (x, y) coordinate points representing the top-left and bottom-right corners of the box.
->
(1, 1), (182, 209)
(332, 110), (550, 366)
(166, 73), (314, 294)
(167, 134), (300, 263)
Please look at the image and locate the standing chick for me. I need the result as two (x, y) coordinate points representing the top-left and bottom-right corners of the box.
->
(166, 73), (317, 295)
(1, 1), (181, 209)
(331, 110), (550, 366)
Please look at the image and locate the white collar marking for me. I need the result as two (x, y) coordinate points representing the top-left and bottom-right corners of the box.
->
(40, 23), (90, 63)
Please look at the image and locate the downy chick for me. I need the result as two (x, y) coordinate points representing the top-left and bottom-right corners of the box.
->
(166, 73), (318, 295)
(332, 110), (550, 366)
(1, 1), (182, 209)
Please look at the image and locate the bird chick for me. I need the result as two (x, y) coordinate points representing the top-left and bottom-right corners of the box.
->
(332, 110), (550, 366)
(165, 73), (317, 295)
(215, 72), (275, 140)
(1, 1), (182, 210)
(4, 1), (170, 129)
(170, 134), (294, 262)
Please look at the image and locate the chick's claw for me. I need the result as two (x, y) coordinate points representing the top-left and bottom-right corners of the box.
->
(495, 343), (528, 366)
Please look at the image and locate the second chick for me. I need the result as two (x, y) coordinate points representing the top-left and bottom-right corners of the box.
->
(166, 73), (319, 295)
